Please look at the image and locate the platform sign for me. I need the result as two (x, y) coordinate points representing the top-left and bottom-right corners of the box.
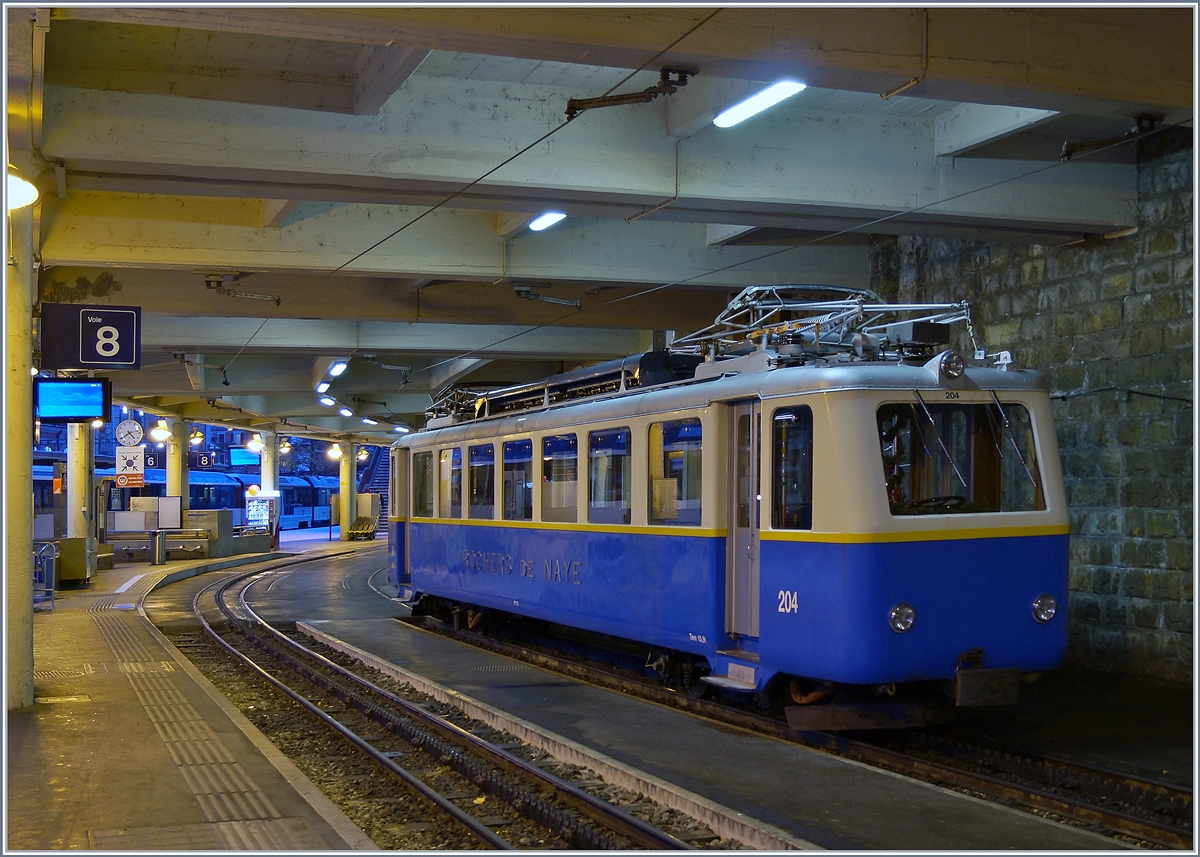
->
(115, 445), (144, 487)
(189, 450), (216, 469)
(40, 303), (141, 370)
(143, 452), (162, 469)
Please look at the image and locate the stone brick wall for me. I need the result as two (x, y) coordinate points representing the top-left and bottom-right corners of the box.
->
(869, 132), (1193, 682)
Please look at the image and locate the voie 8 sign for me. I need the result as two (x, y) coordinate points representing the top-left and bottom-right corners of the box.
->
(41, 303), (141, 370)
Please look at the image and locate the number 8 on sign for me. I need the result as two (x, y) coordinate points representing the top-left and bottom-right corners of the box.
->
(96, 326), (120, 357)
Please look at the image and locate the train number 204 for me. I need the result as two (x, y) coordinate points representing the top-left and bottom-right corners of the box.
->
(777, 590), (799, 613)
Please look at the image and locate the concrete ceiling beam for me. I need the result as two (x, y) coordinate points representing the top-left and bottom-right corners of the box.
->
(352, 45), (430, 115)
(49, 7), (1192, 115)
(42, 80), (1137, 237)
(935, 104), (1061, 159)
(423, 358), (491, 391)
(138, 316), (649, 361)
(40, 195), (870, 290)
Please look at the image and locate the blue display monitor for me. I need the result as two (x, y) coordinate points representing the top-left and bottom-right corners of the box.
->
(34, 377), (112, 423)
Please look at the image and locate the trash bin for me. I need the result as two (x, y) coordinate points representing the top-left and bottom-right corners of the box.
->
(150, 530), (166, 565)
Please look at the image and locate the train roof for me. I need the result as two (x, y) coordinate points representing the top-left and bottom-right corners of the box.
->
(396, 353), (1047, 448)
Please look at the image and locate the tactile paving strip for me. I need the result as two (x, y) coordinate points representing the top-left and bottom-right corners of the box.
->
(86, 597), (287, 829)
(89, 817), (326, 850)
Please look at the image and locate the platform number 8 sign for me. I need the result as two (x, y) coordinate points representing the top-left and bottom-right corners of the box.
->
(40, 304), (142, 370)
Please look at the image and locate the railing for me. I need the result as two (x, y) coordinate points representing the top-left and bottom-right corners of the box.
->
(33, 542), (58, 610)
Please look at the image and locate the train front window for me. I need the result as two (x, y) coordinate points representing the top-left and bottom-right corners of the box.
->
(648, 418), (702, 525)
(412, 451), (433, 517)
(468, 444), (495, 519)
(542, 434), (578, 523)
(772, 406), (813, 530)
(878, 400), (1045, 515)
(503, 439), (533, 521)
(439, 448), (462, 517)
(589, 427), (631, 524)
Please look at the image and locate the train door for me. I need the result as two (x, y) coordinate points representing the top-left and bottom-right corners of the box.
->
(389, 448), (412, 596)
(727, 400), (761, 638)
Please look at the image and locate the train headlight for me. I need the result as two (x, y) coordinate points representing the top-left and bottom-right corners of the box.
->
(1031, 594), (1058, 623)
(888, 603), (916, 633)
(939, 350), (965, 379)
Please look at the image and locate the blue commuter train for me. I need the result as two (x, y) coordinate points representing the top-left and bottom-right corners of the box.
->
(386, 289), (1070, 708)
(33, 466), (340, 530)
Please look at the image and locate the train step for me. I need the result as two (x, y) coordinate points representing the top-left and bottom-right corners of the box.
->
(700, 674), (758, 692)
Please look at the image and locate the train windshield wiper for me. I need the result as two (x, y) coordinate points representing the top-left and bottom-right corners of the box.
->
(988, 390), (1038, 492)
(911, 390), (967, 492)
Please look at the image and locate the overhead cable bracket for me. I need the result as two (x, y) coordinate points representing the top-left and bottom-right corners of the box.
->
(566, 66), (698, 120)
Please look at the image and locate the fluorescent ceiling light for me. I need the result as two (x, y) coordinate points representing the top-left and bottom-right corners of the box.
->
(529, 212), (566, 232)
(329, 361), (348, 377)
(319, 396), (336, 406)
(713, 81), (806, 128)
(316, 381), (330, 393)
(361, 418), (378, 426)
(394, 425), (410, 433)
(339, 407), (353, 417)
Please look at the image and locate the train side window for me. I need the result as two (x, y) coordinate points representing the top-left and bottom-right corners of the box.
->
(469, 444), (495, 519)
(412, 451), (434, 517)
(589, 428), (631, 525)
(772, 406), (813, 530)
(648, 418), (702, 525)
(503, 440), (533, 521)
(542, 434), (578, 523)
(439, 448), (462, 518)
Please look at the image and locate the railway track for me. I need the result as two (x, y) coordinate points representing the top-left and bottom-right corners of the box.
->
(415, 615), (1193, 850)
(178, 560), (715, 850)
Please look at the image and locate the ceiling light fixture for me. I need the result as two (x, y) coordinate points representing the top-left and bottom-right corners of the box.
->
(357, 447), (370, 461)
(189, 427), (205, 446)
(393, 425), (410, 433)
(338, 407), (353, 417)
(7, 166), (38, 211)
(278, 438), (292, 455)
(319, 396), (336, 406)
(246, 433), (265, 453)
(327, 444), (343, 460)
(361, 418), (378, 426)
(90, 418), (105, 429)
(316, 381), (330, 393)
(529, 212), (566, 232)
(713, 81), (806, 128)
(329, 361), (348, 377)
(149, 419), (172, 442)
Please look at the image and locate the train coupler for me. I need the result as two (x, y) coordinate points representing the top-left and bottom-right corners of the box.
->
(954, 666), (1019, 706)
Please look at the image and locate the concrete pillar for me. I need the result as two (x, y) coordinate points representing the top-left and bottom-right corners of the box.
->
(66, 423), (92, 538)
(166, 417), (189, 510)
(258, 430), (277, 493)
(7, 203), (35, 710)
(338, 441), (356, 540)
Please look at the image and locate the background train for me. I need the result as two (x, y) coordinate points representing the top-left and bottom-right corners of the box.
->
(33, 465), (340, 530)
(385, 291), (1070, 710)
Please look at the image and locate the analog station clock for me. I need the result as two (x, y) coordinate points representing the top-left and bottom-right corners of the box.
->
(115, 419), (144, 446)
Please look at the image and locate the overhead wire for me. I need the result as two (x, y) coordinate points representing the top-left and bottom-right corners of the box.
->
(420, 115), (1193, 375)
(219, 9), (723, 377)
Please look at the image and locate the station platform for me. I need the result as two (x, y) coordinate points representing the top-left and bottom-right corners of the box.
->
(299, 616), (1134, 851)
(6, 540), (378, 851)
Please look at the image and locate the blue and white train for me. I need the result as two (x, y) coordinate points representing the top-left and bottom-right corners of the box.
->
(387, 288), (1069, 707)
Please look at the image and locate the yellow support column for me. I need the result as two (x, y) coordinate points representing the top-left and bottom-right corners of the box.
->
(7, 203), (35, 710)
(338, 441), (356, 540)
